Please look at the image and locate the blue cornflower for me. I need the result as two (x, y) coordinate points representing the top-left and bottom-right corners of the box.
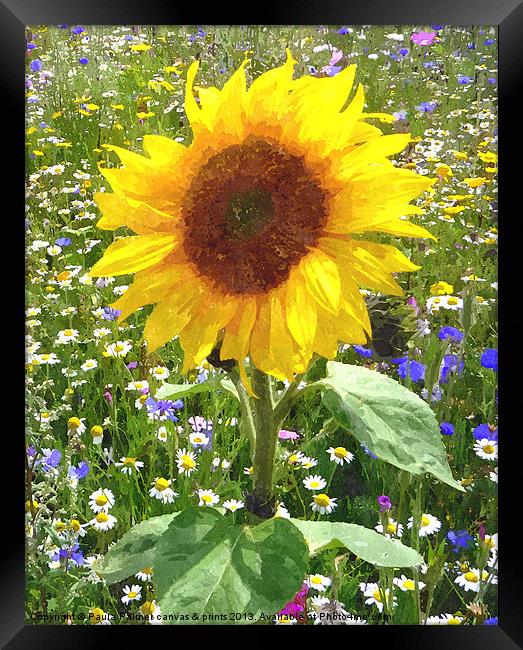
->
(473, 423), (497, 441)
(391, 356), (426, 383)
(487, 77), (497, 84)
(484, 38), (495, 45)
(145, 397), (183, 422)
(68, 461), (90, 480)
(30, 59), (42, 72)
(447, 529), (474, 553)
(484, 617), (498, 625)
(393, 109), (408, 121)
(440, 354), (464, 383)
(353, 345), (373, 358)
(55, 237), (71, 247)
(52, 543), (84, 568)
(440, 422), (455, 436)
(422, 61), (435, 68)
(416, 101), (437, 113)
(79, 57), (89, 65)
(27, 42), (37, 50)
(71, 26), (85, 35)
(324, 65), (342, 77)
(38, 449), (62, 471)
(431, 25), (443, 30)
(481, 348), (498, 371)
(102, 306), (122, 321)
(438, 326), (464, 343)
(338, 27), (349, 35)
(361, 443), (378, 459)
(467, 43), (476, 50)
(399, 48), (409, 56)
(457, 75), (473, 84)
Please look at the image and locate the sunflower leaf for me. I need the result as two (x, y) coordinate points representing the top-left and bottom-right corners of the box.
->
(154, 507), (308, 624)
(94, 513), (179, 584)
(289, 519), (423, 567)
(313, 361), (464, 491)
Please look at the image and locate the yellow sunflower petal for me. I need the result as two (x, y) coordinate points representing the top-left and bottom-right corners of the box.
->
(142, 134), (187, 167)
(300, 248), (341, 315)
(180, 296), (238, 372)
(285, 266), (318, 349)
(111, 263), (190, 322)
(94, 193), (177, 234)
(89, 234), (176, 277)
(144, 277), (205, 352)
(246, 49), (296, 121)
(336, 134), (412, 179)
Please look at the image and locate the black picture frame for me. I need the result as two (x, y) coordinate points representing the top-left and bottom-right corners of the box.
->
(7, 0), (520, 646)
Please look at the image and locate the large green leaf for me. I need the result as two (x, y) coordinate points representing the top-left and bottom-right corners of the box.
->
(314, 361), (464, 490)
(289, 519), (423, 567)
(155, 377), (239, 401)
(154, 507), (308, 624)
(95, 513), (178, 584)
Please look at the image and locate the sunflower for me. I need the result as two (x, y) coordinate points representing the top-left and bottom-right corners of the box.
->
(89, 51), (433, 388)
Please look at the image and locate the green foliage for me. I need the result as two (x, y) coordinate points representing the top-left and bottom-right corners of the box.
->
(312, 361), (464, 491)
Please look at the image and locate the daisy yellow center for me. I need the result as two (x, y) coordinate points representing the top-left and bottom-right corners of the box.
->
(447, 297), (459, 305)
(310, 576), (322, 585)
(310, 481), (320, 488)
(373, 590), (382, 602)
(193, 436), (203, 443)
(64, 329), (73, 336)
(154, 478), (169, 491)
(114, 343), (125, 352)
(421, 515), (430, 527)
(386, 523), (397, 534)
(141, 567), (153, 575)
(96, 512), (109, 523)
(464, 571), (478, 583)
(314, 494), (331, 508)
(402, 579), (415, 590)
(68, 417), (81, 428)
(482, 444), (495, 454)
(70, 519), (81, 531)
(90, 607), (105, 622)
(201, 494), (213, 503)
(180, 455), (196, 470)
(95, 495), (108, 506)
(123, 457), (136, 466)
(91, 425), (103, 435)
(448, 617), (461, 625)
(182, 137), (328, 295)
(141, 601), (156, 616)
(55, 521), (66, 532)
(128, 591), (138, 599)
(334, 447), (347, 458)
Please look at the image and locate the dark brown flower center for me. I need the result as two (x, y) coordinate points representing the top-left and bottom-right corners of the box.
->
(182, 137), (328, 295)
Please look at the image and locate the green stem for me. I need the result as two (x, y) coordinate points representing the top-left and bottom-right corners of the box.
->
(250, 368), (279, 512)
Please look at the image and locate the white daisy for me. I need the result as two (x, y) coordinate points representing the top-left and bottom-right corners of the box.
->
(425, 613), (463, 625)
(311, 493), (337, 515)
(149, 477), (177, 503)
(299, 455), (318, 469)
(223, 499), (244, 512)
(93, 327), (111, 339)
(115, 456), (144, 475)
(149, 365), (170, 381)
(157, 426), (168, 442)
(56, 329), (79, 344)
(67, 416), (86, 435)
(126, 380), (149, 392)
(121, 584), (142, 605)
(198, 489), (220, 507)
(140, 600), (163, 624)
(189, 431), (210, 448)
(473, 438), (498, 461)
(90, 425), (103, 444)
(274, 502), (290, 519)
(360, 582), (396, 613)
(327, 446), (354, 465)
(407, 513), (441, 537)
(80, 359), (98, 371)
(104, 340), (132, 358)
(308, 574), (332, 592)
(393, 575), (425, 592)
(135, 567), (153, 582)
(90, 512), (117, 531)
(454, 568), (491, 592)
(89, 488), (115, 513)
(303, 475), (327, 491)
(375, 518), (404, 538)
(176, 448), (198, 475)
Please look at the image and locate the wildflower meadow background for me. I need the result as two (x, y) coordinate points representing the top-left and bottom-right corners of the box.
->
(25, 25), (498, 626)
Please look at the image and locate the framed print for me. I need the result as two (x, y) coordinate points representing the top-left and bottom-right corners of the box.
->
(3, 0), (520, 645)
